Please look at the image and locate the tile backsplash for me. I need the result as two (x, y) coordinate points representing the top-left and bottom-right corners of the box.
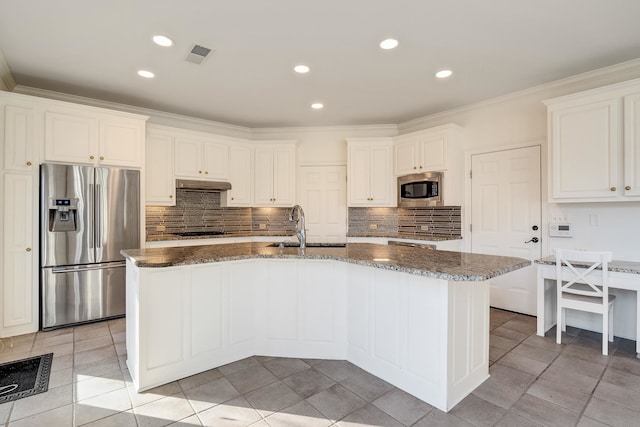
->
(146, 190), (295, 240)
(349, 206), (462, 238)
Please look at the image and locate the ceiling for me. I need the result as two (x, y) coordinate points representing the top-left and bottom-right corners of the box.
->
(1, 1), (639, 128)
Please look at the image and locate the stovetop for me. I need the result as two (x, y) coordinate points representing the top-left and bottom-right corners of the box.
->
(172, 231), (226, 237)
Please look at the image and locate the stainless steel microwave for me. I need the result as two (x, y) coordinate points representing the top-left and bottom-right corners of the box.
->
(398, 172), (443, 207)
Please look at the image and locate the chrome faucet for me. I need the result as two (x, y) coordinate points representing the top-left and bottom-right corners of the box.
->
(289, 205), (306, 249)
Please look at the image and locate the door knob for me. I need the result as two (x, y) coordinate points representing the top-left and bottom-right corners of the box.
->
(626, 186), (631, 190)
(532, 225), (539, 231)
(524, 237), (539, 244)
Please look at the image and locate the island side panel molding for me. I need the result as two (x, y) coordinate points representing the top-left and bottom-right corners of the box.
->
(191, 264), (223, 356)
(447, 280), (490, 410)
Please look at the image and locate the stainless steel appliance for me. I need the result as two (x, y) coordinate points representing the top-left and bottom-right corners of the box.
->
(398, 172), (444, 207)
(40, 163), (140, 330)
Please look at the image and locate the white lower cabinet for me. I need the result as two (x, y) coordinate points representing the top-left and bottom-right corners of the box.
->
(2, 174), (37, 336)
(127, 257), (489, 411)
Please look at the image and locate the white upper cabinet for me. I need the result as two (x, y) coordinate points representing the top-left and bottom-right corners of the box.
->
(226, 143), (253, 206)
(44, 106), (146, 168)
(254, 142), (296, 206)
(145, 129), (175, 206)
(393, 124), (459, 176)
(545, 79), (640, 202)
(174, 135), (229, 180)
(624, 92), (640, 197)
(3, 104), (35, 172)
(347, 138), (394, 207)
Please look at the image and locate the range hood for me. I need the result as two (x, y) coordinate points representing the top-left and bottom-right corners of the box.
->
(176, 179), (232, 191)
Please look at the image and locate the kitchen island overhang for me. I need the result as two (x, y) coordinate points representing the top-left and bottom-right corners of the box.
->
(122, 243), (529, 412)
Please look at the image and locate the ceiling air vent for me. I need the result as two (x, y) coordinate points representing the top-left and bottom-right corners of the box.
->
(185, 44), (213, 65)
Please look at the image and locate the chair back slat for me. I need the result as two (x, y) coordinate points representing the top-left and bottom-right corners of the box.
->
(554, 249), (612, 298)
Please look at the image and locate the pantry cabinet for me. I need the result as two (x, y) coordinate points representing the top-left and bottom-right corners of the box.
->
(145, 129), (175, 206)
(254, 142), (296, 206)
(0, 93), (39, 337)
(44, 106), (146, 168)
(346, 138), (394, 207)
(174, 135), (229, 180)
(545, 78), (640, 202)
(393, 124), (460, 176)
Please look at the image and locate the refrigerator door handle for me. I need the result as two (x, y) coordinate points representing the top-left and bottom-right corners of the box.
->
(96, 183), (102, 249)
(51, 262), (125, 274)
(88, 183), (95, 250)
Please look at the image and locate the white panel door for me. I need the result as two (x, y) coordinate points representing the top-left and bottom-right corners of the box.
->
(202, 141), (229, 180)
(145, 133), (175, 205)
(44, 110), (98, 165)
(272, 145), (296, 205)
(369, 144), (394, 205)
(298, 166), (347, 243)
(254, 146), (275, 205)
(471, 146), (541, 315)
(227, 144), (253, 206)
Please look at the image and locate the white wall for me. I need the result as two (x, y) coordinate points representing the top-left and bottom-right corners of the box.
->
(399, 60), (640, 261)
(252, 125), (397, 166)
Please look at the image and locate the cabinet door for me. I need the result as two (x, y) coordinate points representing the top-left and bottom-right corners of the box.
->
(44, 110), (98, 165)
(624, 92), (640, 197)
(174, 138), (202, 178)
(550, 99), (619, 201)
(254, 146), (275, 205)
(227, 144), (253, 206)
(348, 144), (372, 206)
(369, 144), (394, 206)
(202, 140), (229, 180)
(3, 105), (35, 172)
(419, 133), (447, 171)
(3, 174), (35, 331)
(272, 145), (295, 206)
(99, 119), (144, 167)
(146, 134), (175, 205)
(394, 140), (418, 175)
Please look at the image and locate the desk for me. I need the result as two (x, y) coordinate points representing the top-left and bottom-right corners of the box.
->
(536, 257), (640, 355)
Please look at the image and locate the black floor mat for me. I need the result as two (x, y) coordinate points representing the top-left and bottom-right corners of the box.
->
(0, 353), (53, 404)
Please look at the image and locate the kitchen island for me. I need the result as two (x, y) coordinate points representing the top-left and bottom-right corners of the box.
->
(122, 242), (529, 412)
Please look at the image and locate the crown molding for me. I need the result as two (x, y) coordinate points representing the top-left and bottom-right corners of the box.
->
(13, 85), (253, 139)
(0, 48), (16, 91)
(251, 123), (398, 137)
(398, 57), (640, 134)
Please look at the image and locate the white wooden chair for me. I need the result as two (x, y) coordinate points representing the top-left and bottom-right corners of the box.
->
(555, 249), (615, 355)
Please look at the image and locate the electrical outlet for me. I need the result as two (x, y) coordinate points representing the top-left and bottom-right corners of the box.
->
(369, 224), (378, 230)
(259, 223), (267, 230)
(156, 225), (166, 232)
(420, 225), (429, 231)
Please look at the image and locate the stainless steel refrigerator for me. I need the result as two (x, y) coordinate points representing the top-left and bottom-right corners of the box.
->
(40, 163), (140, 330)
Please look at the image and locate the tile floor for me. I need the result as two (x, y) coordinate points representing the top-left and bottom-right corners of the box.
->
(0, 309), (638, 426)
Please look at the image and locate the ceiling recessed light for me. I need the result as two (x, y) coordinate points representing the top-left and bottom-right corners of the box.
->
(153, 35), (174, 47)
(379, 38), (399, 50)
(435, 69), (453, 78)
(311, 103), (324, 110)
(137, 70), (155, 78)
(294, 65), (310, 74)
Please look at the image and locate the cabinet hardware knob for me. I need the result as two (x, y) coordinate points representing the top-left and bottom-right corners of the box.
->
(26, 248), (31, 252)
(413, 166), (417, 170)
(205, 171), (209, 174)
(231, 197), (235, 200)
(610, 187), (616, 192)
(169, 195), (173, 199)
(90, 155), (95, 160)
(100, 156), (104, 161)
(419, 166), (423, 169)
(198, 170), (202, 174)
(626, 186), (631, 190)
(26, 161), (32, 166)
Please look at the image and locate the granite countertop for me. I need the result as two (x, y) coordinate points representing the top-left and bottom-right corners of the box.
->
(535, 256), (640, 274)
(122, 242), (530, 281)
